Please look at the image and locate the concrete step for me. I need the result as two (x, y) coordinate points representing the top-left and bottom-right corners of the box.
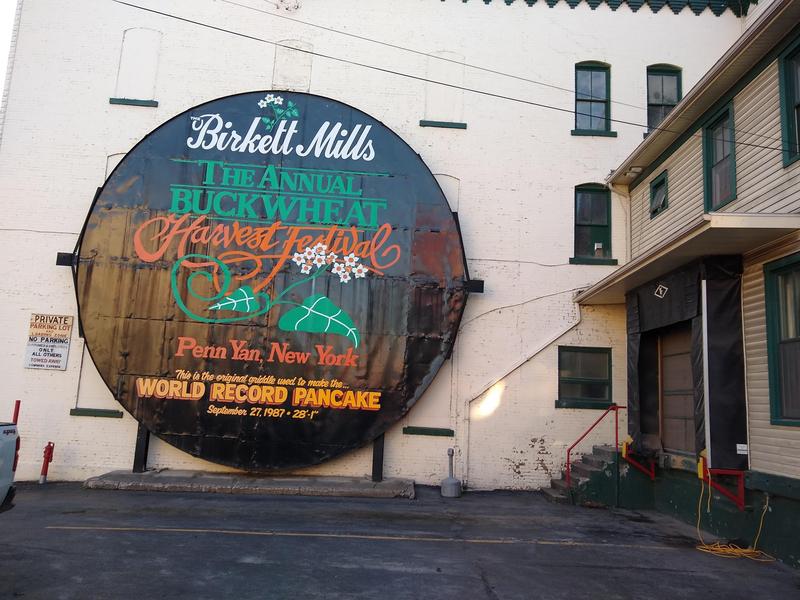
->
(551, 475), (586, 491)
(540, 486), (569, 504)
(582, 454), (608, 468)
(571, 462), (602, 479)
(592, 445), (618, 462)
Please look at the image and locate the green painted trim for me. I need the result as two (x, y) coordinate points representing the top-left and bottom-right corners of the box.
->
(646, 65), (682, 132)
(555, 399), (613, 410)
(402, 426), (455, 437)
(443, 1), (754, 17)
(631, 24), (800, 191)
(569, 257), (618, 265)
(649, 169), (669, 218)
(419, 120), (467, 130)
(571, 129), (618, 137)
(574, 62), (612, 134)
(702, 102), (736, 212)
(557, 346), (612, 408)
(109, 98), (159, 108)
(69, 407), (124, 418)
(764, 250), (800, 426)
(573, 184), (613, 260)
(746, 470), (800, 501)
(778, 35), (800, 167)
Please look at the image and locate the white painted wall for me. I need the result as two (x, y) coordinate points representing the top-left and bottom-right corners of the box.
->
(0, 0), (742, 487)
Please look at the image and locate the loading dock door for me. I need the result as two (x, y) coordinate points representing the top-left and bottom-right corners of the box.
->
(660, 322), (694, 455)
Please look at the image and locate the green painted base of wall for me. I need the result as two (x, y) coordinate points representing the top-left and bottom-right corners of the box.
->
(572, 456), (800, 568)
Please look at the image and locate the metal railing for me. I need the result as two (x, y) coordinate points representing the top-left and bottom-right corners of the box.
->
(565, 404), (625, 489)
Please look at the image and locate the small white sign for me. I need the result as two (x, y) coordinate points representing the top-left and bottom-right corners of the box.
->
(736, 443), (749, 455)
(24, 314), (74, 371)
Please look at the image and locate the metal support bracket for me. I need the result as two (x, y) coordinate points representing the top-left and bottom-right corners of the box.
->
(703, 468), (746, 511)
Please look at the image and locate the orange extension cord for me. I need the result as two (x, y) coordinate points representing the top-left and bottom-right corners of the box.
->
(695, 475), (774, 562)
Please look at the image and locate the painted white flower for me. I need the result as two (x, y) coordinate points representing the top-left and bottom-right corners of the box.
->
(312, 254), (326, 268)
(313, 243), (327, 255)
(339, 271), (352, 284)
(331, 262), (345, 276)
(300, 263), (312, 274)
(292, 252), (306, 266)
(343, 253), (358, 267)
(352, 264), (368, 278)
(273, 96), (284, 106)
(303, 246), (316, 260)
(326, 252), (338, 264)
(265, 94), (275, 103)
(258, 99), (268, 109)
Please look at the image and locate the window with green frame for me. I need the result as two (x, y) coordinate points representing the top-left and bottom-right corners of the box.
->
(572, 62), (616, 137)
(556, 346), (612, 409)
(647, 65), (681, 131)
(765, 251), (800, 426)
(703, 105), (736, 210)
(779, 37), (800, 166)
(650, 170), (668, 218)
(571, 184), (616, 264)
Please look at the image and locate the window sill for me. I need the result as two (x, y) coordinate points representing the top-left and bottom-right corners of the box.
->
(555, 399), (613, 410)
(705, 194), (737, 212)
(419, 120), (467, 130)
(649, 208), (668, 220)
(769, 417), (800, 427)
(783, 152), (800, 168)
(70, 407), (124, 418)
(569, 257), (618, 266)
(402, 426), (454, 437)
(571, 129), (617, 138)
(109, 97), (159, 108)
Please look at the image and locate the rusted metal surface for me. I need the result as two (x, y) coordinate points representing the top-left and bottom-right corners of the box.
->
(76, 92), (469, 470)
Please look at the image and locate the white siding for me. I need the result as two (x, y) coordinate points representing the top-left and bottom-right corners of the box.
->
(724, 62), (800, 214)
(743, 232), (800, 479)
(630, 136), (704, 258)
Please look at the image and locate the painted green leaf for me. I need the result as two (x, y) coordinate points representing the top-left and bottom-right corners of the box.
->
(262, 117), (276, 131)
(278, 294), (360, 348)
(209, 286), (265, 313)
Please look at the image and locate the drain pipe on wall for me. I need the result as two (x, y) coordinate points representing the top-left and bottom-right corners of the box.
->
(461, 304), (583, 487)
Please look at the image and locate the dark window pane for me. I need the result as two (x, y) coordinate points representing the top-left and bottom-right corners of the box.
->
(576, 100), (592, 129)
(662, 74), (679, 104)
(648, 74), (662, 103)
(591, 70), (607, 100)
(590, 102), (607, 130)
(568, 350), (609, 379)
(795, 104), (800, 152)
(574, 225), (592, 256)
(648, 105), (671, 130)
(791, 53), (800, 99)
(576, 190), (607, 225)
(711, 156), (732, 207)
(560, 382), (609, 401)
(712, 122), (725, 161)
(576, 192), (592, 224)
(576, 69), (592, 99)
(778, 269), (800, 340)
(651, 181), (666, 213)
(779, 340), (800, 418)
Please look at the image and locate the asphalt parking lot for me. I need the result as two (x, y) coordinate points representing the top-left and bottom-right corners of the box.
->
(1, 483), (798, 600)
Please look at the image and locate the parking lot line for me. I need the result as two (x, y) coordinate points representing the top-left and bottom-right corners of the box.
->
(47, 525), (680, 551)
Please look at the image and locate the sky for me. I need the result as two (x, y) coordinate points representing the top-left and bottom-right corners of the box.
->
(0, 1), (15, 94)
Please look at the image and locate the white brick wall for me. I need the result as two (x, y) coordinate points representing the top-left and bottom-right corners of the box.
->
(0, 0), (740, 487)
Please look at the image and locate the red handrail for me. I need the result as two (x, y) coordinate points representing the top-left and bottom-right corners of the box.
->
(566, 404), (625, 490)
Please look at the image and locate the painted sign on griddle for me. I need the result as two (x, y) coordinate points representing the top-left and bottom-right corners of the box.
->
(77, 92), (468, 470)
